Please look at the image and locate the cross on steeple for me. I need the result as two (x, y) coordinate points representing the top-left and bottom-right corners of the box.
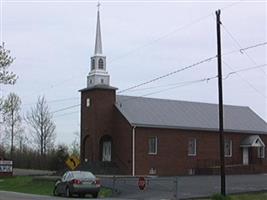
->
(97, 2), (101, 11)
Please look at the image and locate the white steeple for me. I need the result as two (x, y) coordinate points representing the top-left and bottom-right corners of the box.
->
(94, 6), (102, 55)
(87, 3), (110, 88)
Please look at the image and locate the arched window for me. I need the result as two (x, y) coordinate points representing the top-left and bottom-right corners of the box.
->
(91, 59), (95, 70)
(98, 58), (104, 69)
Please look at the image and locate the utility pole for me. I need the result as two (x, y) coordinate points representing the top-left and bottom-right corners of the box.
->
(216, 9), (226, 196)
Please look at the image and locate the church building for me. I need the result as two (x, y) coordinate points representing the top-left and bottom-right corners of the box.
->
(79, 8), (267, 176)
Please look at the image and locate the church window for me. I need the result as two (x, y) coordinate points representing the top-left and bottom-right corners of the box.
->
(91, 59), (95, 70)
(86, 98), (90, 107)
(224, 139), (232, 157)
(258, 146), (265, 158)
(188, 138), (197, 156)
(99, 58), (104, 69)
(148, 137), (157, 155)
(101, 79), (104, 84)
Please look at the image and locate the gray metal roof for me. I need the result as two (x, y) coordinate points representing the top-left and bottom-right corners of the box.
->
(116, 95), (267, 134)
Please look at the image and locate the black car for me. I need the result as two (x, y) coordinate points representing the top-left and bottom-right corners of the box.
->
(53, 171), (101, 198)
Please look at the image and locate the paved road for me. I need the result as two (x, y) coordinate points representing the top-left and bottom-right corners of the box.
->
(0, 191), (126, 200)
(101, 174), (267, 199)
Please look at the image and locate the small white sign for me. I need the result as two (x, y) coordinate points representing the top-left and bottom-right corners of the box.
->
(0, 160), (13, 173)
(0, 160), (13, 165)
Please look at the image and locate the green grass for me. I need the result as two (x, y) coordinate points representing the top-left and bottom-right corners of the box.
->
(230, 193), (267, 200)
(0, 176), (54, 195)
(0, 176), (112, 197)
(98, 187), (113, 198)
(200, 192), (267, 200)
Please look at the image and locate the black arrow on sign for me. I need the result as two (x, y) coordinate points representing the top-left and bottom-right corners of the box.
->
(70, 158), (76, 168)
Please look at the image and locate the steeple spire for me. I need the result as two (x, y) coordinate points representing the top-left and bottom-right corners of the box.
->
(87, 2), (110, 88)
(94, 2), (102, 55)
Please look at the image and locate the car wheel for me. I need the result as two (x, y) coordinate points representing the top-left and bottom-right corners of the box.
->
(92, 192), (98, 198)
(65, 187), (72, 197)
(53, 187), (59, 196)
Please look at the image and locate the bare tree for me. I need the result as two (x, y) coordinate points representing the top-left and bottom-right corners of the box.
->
(0, 42), (17, 153)
(26, 96), (56, 156)
(70, 131), (80, 157)
(0, 42), (17, 85)
(2, 93), (22, 159)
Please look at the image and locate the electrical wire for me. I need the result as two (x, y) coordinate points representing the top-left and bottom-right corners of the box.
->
(117, 40), (267, 94)
(109, 13), (213, 63)
(47, 63), (267, 117)
(223, 61), (266, 99)
(51, 104), (80, 114)
(117, 55), (217, 94)
(221, 23), (267, 76)
(119, 63), (267, 103)
(223, 41), (267, 56)
(23, 97), (79, 107)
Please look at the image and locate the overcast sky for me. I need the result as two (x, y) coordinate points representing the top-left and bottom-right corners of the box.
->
(1, 0), (266, 145)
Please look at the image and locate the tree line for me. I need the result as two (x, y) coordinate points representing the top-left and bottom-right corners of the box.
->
(0, 42), (79, 170)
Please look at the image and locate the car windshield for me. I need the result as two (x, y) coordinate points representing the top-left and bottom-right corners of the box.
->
(72, 171), (95, 180)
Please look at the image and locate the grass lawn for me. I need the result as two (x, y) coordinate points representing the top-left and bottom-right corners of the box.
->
(230, 193), (267, 200)
(0, 176), (112, 197)
(200, 192), (267, 200)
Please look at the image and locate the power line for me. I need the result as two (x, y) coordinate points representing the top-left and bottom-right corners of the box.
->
(223, 63), (267, 80)
(48, 63), (267, 116)
(223, 41), (267, 56)
(239, 41), (267, 53)
(17, 2), (259, 98)
(223, 61), (267, 98)
(21, 1), (242, 98)
(23, 97), (79, 107)
(23, 12), (214, 98)
(119, 63), (267, 103)
(51, 104), (80, 114)
(119, 76), (218, 103)
(118, 55), (217, 94)
(126, 64), (267, 93)
(20, 40), (267, 112)
(110, 13), (213, 63)
(118, 41), (267, 94)
(53, 110), (80, 118)
(221, 23), (267, 76)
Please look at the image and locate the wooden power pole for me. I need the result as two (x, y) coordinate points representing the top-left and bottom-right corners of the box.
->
(216, 9), (226, 196)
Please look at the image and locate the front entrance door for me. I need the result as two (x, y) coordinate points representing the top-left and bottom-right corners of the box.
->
(243, 147), (249, 165)
(102, 141), (111, 161)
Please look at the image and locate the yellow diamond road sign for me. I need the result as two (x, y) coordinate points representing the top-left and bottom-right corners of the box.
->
(65, 155), (80, 170)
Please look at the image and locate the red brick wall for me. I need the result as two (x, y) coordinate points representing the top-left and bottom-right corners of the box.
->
(134, 127), (267, 176)
(112, 106), (132, 174)
(80, 88), (116, 162)
(80, 88), (267, 176)
(80, 88), (133, 174)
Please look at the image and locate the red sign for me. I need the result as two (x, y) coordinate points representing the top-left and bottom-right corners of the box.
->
(138, 177), (146, 190)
